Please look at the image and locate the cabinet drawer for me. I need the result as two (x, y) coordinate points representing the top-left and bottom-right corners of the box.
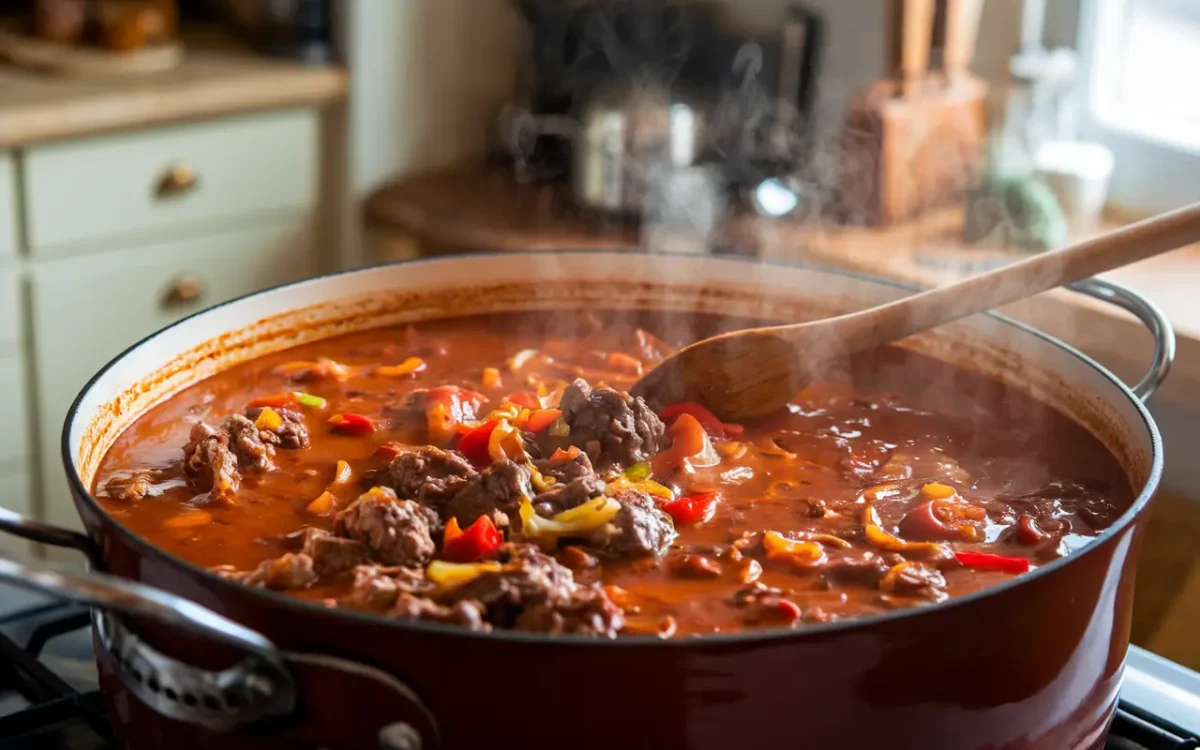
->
(0, 268), (17, 353)
(34, 220), (316, 529)
(0, 153), (15, 258)
(0, 357), (27, 464)
(24, 109), (318, 255)
(0, 469), (32, 561)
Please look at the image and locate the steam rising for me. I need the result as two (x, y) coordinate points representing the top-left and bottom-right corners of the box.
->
(498, 2), (1090, 460)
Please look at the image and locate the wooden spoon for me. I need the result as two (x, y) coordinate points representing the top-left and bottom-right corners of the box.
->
(631, 202), (1200, 420)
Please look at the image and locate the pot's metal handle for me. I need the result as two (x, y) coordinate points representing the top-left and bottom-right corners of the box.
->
(0, 510), (439, 747)
(0, 556), (296, 730)
(1067, 278), (1175, 402)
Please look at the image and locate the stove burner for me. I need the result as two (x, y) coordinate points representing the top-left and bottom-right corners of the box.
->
(0, 597), (1193, 749)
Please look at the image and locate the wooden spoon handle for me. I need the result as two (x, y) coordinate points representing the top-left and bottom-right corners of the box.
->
(827, 202), (1200, 350)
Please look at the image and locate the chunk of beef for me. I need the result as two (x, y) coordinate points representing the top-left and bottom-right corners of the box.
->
(440, 543), (576, 627)
(220, 414), (276, 471)
(879, 561), (948, 602)
(515, 587), (624, 637)
(557, 379), (667, 471)
(340, 564), (432, 610)
(588, 489), (676, 558)
(285, 528), (369, 577)
(244, 407), (310, 450)
(531, 452), (605, 516)
(443, 460), (532, 529)
(368, 446), (477, 511)
(102, 470), (158, 502)
(821, 554), (890, 589)
(182, 422), (241, 503)
(390, 593), (489, 631)
(217, 553), (318, 591)
(335, 488), (439, 566)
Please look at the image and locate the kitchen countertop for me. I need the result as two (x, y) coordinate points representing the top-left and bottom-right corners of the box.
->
(0, 28), (347, 148)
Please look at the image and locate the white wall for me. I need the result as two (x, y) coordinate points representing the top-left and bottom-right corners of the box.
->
(346, 0), (526, 198)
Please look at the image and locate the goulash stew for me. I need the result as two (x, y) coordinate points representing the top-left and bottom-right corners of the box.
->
(94, 311), (1132, 638)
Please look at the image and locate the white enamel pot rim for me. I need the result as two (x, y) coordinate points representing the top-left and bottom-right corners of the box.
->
(49, 249), (1166, 647)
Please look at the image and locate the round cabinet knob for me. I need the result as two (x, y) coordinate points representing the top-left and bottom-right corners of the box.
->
(155, 164), (199, 199)
(161, 274), (204, 309)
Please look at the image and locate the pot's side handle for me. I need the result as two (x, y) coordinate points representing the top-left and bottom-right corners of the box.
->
(0, 556), (440, 748)
(0, 507), (100, 566)
(1067, 279), (1176, 402)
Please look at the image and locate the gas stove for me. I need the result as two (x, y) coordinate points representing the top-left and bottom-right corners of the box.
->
(0, 585), (1196, 750)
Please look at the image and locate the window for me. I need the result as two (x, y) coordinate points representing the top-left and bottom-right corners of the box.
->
(1076, 0), (1200, 213)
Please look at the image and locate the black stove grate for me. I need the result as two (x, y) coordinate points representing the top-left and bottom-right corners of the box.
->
(0, 601), (1193, 750)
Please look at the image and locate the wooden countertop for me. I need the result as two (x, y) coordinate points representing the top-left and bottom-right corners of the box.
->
(0, 28), (347, 148)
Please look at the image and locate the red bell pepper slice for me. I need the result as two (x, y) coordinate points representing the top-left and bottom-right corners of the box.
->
(525, 408), (563, 433)
(457, 420), (499, 466)
(954, 551), (1031, 574)
(506, 390), (539, 409)
(659, 402), (744, 436)
(327, 413), (376, 436)
(442, 515), (503, 562)
(375, 442), (405, 459)
(661, 491), (718, 525)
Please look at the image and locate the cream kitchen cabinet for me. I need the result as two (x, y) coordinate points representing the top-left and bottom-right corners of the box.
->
(32, 221), (318, 530)
(0, 106), (326, 552)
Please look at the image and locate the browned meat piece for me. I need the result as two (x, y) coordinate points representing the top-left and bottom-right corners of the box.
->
(340, 564), (431, 610)
(224, 553), (318, 590)
(335, 488), (439, 567)
(285, 528), (369, 577)
(879, 561), (948, 602)
(588, 489), (676, 558)
(556, 379), (667, 472)
(182, 422), (241, 503)
(220, 414), (276, 471)
(368, 446), (477, 511)
(440, 543), (577, 627)
(531, 452), (605, 516)
(390, 593), (489, 631)
(102, 470), (158, 502)
(244, 407), (310, 450)
(822, 554), (891, 589)
(443, 460), (533, 530)
(515, 588), (624, 637)
(669, 553), (722, 578)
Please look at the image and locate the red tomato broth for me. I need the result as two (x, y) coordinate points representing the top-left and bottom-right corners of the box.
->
(92, 310), (1133, 637)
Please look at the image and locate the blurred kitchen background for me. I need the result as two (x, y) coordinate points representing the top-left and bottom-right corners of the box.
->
(0, 0), (1196, 670)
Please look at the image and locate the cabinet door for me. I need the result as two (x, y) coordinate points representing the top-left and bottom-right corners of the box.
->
(32, 220), (317, 529)
(24, 110), (318, 256)
(0, 153), (15, 259)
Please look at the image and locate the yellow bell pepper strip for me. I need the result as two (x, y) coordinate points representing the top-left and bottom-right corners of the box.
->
(525, 408), (563, 434)
(661, 492), (718, 525)
(605, 476), (675, 501)
(331, 460), (352, 485)
(305, 491), (335, 516)
(954, 551), (1031, 574)
(327, 413), (376, 437)
(254, 407), (284, 431)
(375, 357), (427, 378)
(442, 516), (503, 563)
(481, 366), (502, 389)
(659, 402), (744, 437)
(623, 461), (652, 482)
(518, 496), (621, 543)
(426, 560), (503, 587)
(762, 530), (828, 568)
(863, 505), (952, 560)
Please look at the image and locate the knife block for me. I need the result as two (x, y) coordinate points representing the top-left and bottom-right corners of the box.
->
(838, 75), (987, 226)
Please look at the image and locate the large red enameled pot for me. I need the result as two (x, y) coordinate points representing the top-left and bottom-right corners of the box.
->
(0, 252), (1174, 749)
